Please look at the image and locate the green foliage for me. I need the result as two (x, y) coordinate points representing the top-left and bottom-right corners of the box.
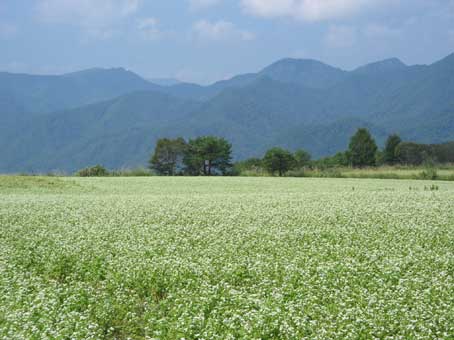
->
(150, 138), (187, 175)
(262, 147), (296, 176)
(431, 141), (454, 163)
(383, 134), (402, 165)
(183, 136), (233, 176)
(375, 150), (385, 166)
(395, 142), (430, 165)
(313, 151), (350, 169)
(76, 165), (109, 177)
(419, 166), (438, 180)
(348, 128), (378, 167)
(294, 149), (311, 168)
(233, 158), (263, 176)
(395, 141), (454, 166)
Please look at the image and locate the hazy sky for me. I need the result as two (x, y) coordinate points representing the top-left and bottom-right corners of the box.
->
(1, 0), (453, 84)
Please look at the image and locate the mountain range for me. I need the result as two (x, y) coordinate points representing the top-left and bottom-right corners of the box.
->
(1, 53), (454, 173)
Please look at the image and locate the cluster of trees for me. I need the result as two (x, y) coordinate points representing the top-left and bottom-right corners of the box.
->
(235, 128), (380, 176)
(149, 129), (454, 177)
(149, 137), (313, 177)
(234, 148), (312, 176)
(314, 129), (454, 169)
(150, 136), (232, 176)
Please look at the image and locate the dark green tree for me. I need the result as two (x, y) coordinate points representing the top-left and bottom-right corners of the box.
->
(433, 141), (454, 163)
(262, 147), (296, 176)
(77, 165), (109, 177)
(395, 142), (429, 165)
(149, 138), (187, 175)
(348, 128), (378, 167)
(383, 134), (402, 165)
(183, 136), (232, 175)
(294, 149), (311, 168)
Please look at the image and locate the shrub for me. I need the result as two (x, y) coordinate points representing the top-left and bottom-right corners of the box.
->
(418, 167), (438, 180)
(76, 165), (109, 177)
(262, 147), (296, 176)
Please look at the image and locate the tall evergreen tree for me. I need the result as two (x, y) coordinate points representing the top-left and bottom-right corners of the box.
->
(383, 134), (402, 165)
(348, 128), (378, 167)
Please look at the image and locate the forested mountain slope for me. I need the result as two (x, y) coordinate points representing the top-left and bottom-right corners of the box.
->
(1, 53), (453, 172)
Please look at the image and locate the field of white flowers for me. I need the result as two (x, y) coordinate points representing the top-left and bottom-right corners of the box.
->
(1, 176), (453, 339)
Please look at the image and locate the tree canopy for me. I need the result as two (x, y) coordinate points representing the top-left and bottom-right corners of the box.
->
(262, 147), (296, 176)
(383, 134), (402, 165)
(183, 136), (232, 176)
(148, 133), (454, 176)
(294, 149), (312, 168)
(149, 138), (187, 175)
(348, 128), (378, 167)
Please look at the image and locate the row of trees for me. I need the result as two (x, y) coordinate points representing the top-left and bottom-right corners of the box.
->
(149, 129), (454, 176)
(234, 129), (379, 176)
(315, 129), (454, 169)
(234, 129), (402, 176)
(149, 136), (313, 176)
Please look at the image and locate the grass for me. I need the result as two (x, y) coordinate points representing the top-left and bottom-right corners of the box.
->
(284, 165), (454, 181)
(0, 175), (82, 192)
(1, 177), (453, 339)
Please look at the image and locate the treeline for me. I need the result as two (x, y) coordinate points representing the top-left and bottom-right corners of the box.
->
(77, 128), (454, 177)
(312, 129), (454, 169)
(147, 129), (454, 177)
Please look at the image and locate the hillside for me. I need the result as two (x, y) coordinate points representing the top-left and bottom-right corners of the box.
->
(1, 53), (454, 172)
(1, 91), (197, 172)
(0, 67), (161, 115)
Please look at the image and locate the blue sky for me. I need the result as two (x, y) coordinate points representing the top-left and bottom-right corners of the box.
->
(1, 0), (453, 84)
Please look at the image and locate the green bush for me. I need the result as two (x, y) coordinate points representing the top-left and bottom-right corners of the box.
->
(418, 167), (438, 180)
(76, 165), (109, 177)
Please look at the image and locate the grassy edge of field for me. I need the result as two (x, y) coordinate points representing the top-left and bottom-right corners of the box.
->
(240, 166), (454, 181)
(2, 165), (454, 181)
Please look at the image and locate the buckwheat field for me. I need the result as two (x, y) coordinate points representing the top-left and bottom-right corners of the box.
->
(1, 176), (453, 339)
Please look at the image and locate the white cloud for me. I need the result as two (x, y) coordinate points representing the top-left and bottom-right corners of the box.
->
(36, 0), (140, 37)
(241, 0), (389, 22)
(192, 20), (255, 42)
(137, 17), (162, 41)
(189, 0), (222, 10)
(324, 25), (358, 48)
